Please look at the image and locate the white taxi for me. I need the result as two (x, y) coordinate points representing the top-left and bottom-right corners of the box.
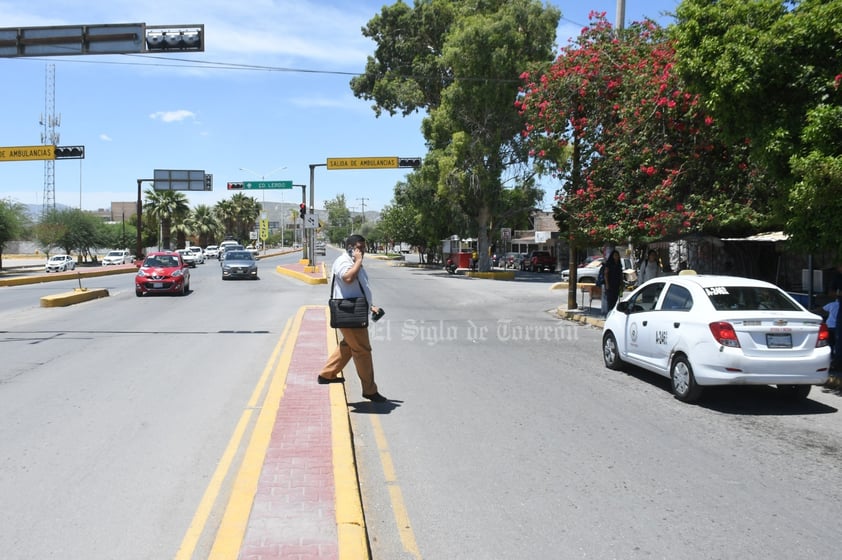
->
(601, 273), (830, 402)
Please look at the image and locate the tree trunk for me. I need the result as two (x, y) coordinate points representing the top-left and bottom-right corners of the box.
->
(477, 204), (491, 272)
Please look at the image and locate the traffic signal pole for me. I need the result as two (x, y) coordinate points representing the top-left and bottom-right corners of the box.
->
(136, 178), (154, 261)
(308, 163), (326, 268)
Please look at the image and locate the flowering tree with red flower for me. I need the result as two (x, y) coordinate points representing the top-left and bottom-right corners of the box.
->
(516, 13), (769, 248)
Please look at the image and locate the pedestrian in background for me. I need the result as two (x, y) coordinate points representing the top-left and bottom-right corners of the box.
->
(604, 249), (625, 313)
(822, 298), (838, 365)
(318, 234), (387, 403)
(637, 249), (662, 286)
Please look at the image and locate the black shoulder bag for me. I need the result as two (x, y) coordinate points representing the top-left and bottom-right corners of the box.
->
(328, 274), (369, 328)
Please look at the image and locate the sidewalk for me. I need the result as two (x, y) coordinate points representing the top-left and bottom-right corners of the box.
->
(213, 306), (367, 560)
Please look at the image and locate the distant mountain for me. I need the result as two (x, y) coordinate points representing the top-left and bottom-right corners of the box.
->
(24, 203), (70, 222)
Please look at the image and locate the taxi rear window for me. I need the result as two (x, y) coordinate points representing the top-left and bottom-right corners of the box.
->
(704, 286), (801, 311)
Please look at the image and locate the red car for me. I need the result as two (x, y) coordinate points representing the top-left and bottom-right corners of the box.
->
(135, 251), (191, 297)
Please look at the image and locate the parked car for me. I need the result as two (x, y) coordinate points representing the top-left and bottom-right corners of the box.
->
(221, 250), (259, 280)
(135, 251), (190, 296)
(524, 250), (556, 272)
(101, 250), (134, 266)
(498, 252), (526, 269)
(204, 245), (219, 259)
(187, 246), (204, 264)
(176, 248), (198, 268)
(601, 273), (830, 403)
(315, 241), (326, 255)
(45, 254), (76, 273)
(561, 257), (634, 284)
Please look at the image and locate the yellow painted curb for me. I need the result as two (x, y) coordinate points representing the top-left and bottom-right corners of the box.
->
(323, 307), (371, 560)
(464, 270), (515, 280)
(40, 288), (109, 307)
(275, 263), (328, 285)
(559, 307), (605, 328)
(0, 265), (135, 287)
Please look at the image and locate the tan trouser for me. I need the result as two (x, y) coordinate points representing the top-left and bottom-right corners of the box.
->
(319, 327), (378, 395)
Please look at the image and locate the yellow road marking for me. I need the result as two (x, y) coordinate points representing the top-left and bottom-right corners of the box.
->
(370, 415), (422, 559)
(174, 317), (292, 560)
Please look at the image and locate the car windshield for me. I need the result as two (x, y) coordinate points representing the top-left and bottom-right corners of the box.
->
(704, 286), (801, 311)
(146, 256), (178, 267)
(226, 251), (252, 260)
(107, 251), (121, 257)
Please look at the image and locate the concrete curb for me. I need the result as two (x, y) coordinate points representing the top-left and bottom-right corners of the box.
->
(464, 270), (516, 280)
(0, 265), (135, 287)
(40, 288), (109, 307)
(322, 308), (371, 559)
(275, 262), (328, 285)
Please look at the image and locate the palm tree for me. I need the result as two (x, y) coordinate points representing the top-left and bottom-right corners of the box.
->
(214, 199), (237, 240)
(230, 193), (262, 243)
(144, 189), (190, 250)
(190, 204), (221, 247)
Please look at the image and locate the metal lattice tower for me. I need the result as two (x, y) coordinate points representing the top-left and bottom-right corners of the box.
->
(40, 63), (60, 214)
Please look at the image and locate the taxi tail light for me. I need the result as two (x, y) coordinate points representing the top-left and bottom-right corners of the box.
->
(817, 322), (830, 348)
(709, 321), (740, 348)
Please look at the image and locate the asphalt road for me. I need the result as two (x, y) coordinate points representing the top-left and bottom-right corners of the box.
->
(1, 251), (840, 559)
(347, 257), (842, 560)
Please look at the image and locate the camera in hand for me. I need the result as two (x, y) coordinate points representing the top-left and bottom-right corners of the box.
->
(371, 308), (385, 322)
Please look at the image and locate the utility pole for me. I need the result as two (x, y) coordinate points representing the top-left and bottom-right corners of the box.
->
(616, 0), (626, 30)
(357, 197), (369, 224)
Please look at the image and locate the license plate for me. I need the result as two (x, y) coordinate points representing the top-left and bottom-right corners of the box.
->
(152, 282), (163, 288)
(766, 333), (792, 349)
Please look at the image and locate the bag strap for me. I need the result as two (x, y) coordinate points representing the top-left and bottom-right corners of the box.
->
(330, 270), (366, 304)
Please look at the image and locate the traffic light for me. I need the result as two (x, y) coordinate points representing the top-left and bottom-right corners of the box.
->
(54, 145), (85, 159)
(398, 157), (421, 168)
(299, 203), (307, 219)
(145, 27), (204, 52)
(227, 182), (244, 190)
(204, 173), (213, 191)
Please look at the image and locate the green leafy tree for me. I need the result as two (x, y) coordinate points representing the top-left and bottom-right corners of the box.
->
(519, 15), (766, 245)
(0, 198), (29, 269)
(35, 208), (105, 261)
(351, 0), (559, 271)
(672, 0), (842, 252)
(100, 221), (137, 252)
(324, 194), (352, 244)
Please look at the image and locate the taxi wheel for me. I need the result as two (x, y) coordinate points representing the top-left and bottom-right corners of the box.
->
(671, 355), (703, 403)
(602, 333), (624, 371)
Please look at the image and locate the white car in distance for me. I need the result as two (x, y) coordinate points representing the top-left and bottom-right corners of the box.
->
(102, 250), (134, 266)
(45, 254), (76, 272)
(187, 246), (205, 264)
(176, 248), (198, 268)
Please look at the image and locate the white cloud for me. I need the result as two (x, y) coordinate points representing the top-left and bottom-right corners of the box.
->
(149, 110), (196, 123)
(100, 134), (112, 141)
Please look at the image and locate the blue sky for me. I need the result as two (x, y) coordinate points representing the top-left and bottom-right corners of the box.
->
(0, 0), (679, 215)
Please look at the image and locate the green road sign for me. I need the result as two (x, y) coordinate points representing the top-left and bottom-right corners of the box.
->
(243, 180), (292, 190)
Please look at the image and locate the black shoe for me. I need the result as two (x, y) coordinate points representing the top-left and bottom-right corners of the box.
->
(317, 375), (344, 384)
(363, 392), (388, 403)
